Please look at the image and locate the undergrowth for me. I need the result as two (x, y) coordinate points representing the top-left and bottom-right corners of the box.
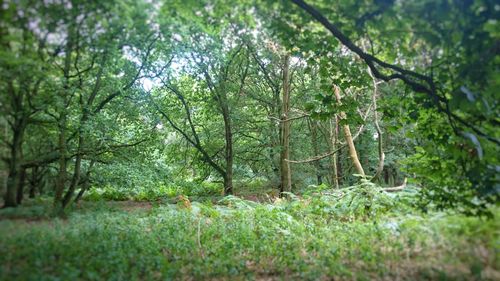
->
(1, 183), (498, 280)
(84, 181), (223, 202)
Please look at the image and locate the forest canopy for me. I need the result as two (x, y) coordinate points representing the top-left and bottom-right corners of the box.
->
(0, 0), (499, 279)
(1, 0), (497, 212)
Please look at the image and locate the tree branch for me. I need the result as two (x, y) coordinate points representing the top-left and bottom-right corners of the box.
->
(289, 0), (499, 146)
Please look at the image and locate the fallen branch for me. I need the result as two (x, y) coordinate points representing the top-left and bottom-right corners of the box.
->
(383, 178), (407, 192)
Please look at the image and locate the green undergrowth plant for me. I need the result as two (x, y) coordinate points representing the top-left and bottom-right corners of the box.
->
(0, 196), (54, 220)
(84, 181), (223, 202)
(1, 196), (498, 280)
(291, 179), (419, 221)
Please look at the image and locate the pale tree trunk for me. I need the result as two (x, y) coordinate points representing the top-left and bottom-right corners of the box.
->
(333, 85), (365, 176)
(280, 54), (292, 194)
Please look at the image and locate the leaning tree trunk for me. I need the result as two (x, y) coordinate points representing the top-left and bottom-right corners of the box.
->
(74, 182), (87, 203)
(280, 54), (292, 194)
(62, 135), (84, 208)
(74, 180), (89, 203)
(74, 160), (95, 203)
(62, 105), (94, 208)
(333, 85), (365, 176)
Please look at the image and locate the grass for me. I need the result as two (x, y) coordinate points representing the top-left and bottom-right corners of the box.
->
(0, 187), (499, 280)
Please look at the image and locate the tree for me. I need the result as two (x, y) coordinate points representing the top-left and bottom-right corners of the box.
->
(0, 1), (50, 207)
(279, 54), (292, 194)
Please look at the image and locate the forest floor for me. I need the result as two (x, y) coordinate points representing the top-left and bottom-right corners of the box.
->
(0, 194), (499, 280)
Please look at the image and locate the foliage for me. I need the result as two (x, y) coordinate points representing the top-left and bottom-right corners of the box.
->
(0, 1), (498, 279)
(84, 181), (223, 202)
(1, 0), (497, 214)
(286, 179), (418, 221)
(0, 198), (498, 280)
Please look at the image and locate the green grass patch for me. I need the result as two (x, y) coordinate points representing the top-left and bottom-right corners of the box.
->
(1, 191), (498, 280)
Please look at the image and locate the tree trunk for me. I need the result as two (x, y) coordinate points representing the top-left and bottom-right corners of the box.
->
(62, 135), (84, 208)
(333, 85), (365, 176)
(337, 147), (343, 185)
(54, 114), (67, 207)
(29, 166), (38, 198)
(272, 83), (282, 182)
(280, 55), (292, 194)
(367, 67), (385, 181)
(1, 109), (7, 202)
(16, 167), (26, 205)
(74, 184), (86, 203)
(329, 118), (339, 188)
(223, 175), (233, 196)
(54, 18), (73, 208)
(3, 120), (26, 208)
(38, 168), (47, 195)
(74, 176), (91, 203)
(74, 181), (88, 203)
(74, 160), (95, 203)
(268, 122), (280, 180)
(4, 170), (18, 208)
(388, 167), (395, 186)
(62, 152), (82, 207)
(308, 119), (322, 185)
(384, 168), (389, 185)
(221, 101), (233, 195)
